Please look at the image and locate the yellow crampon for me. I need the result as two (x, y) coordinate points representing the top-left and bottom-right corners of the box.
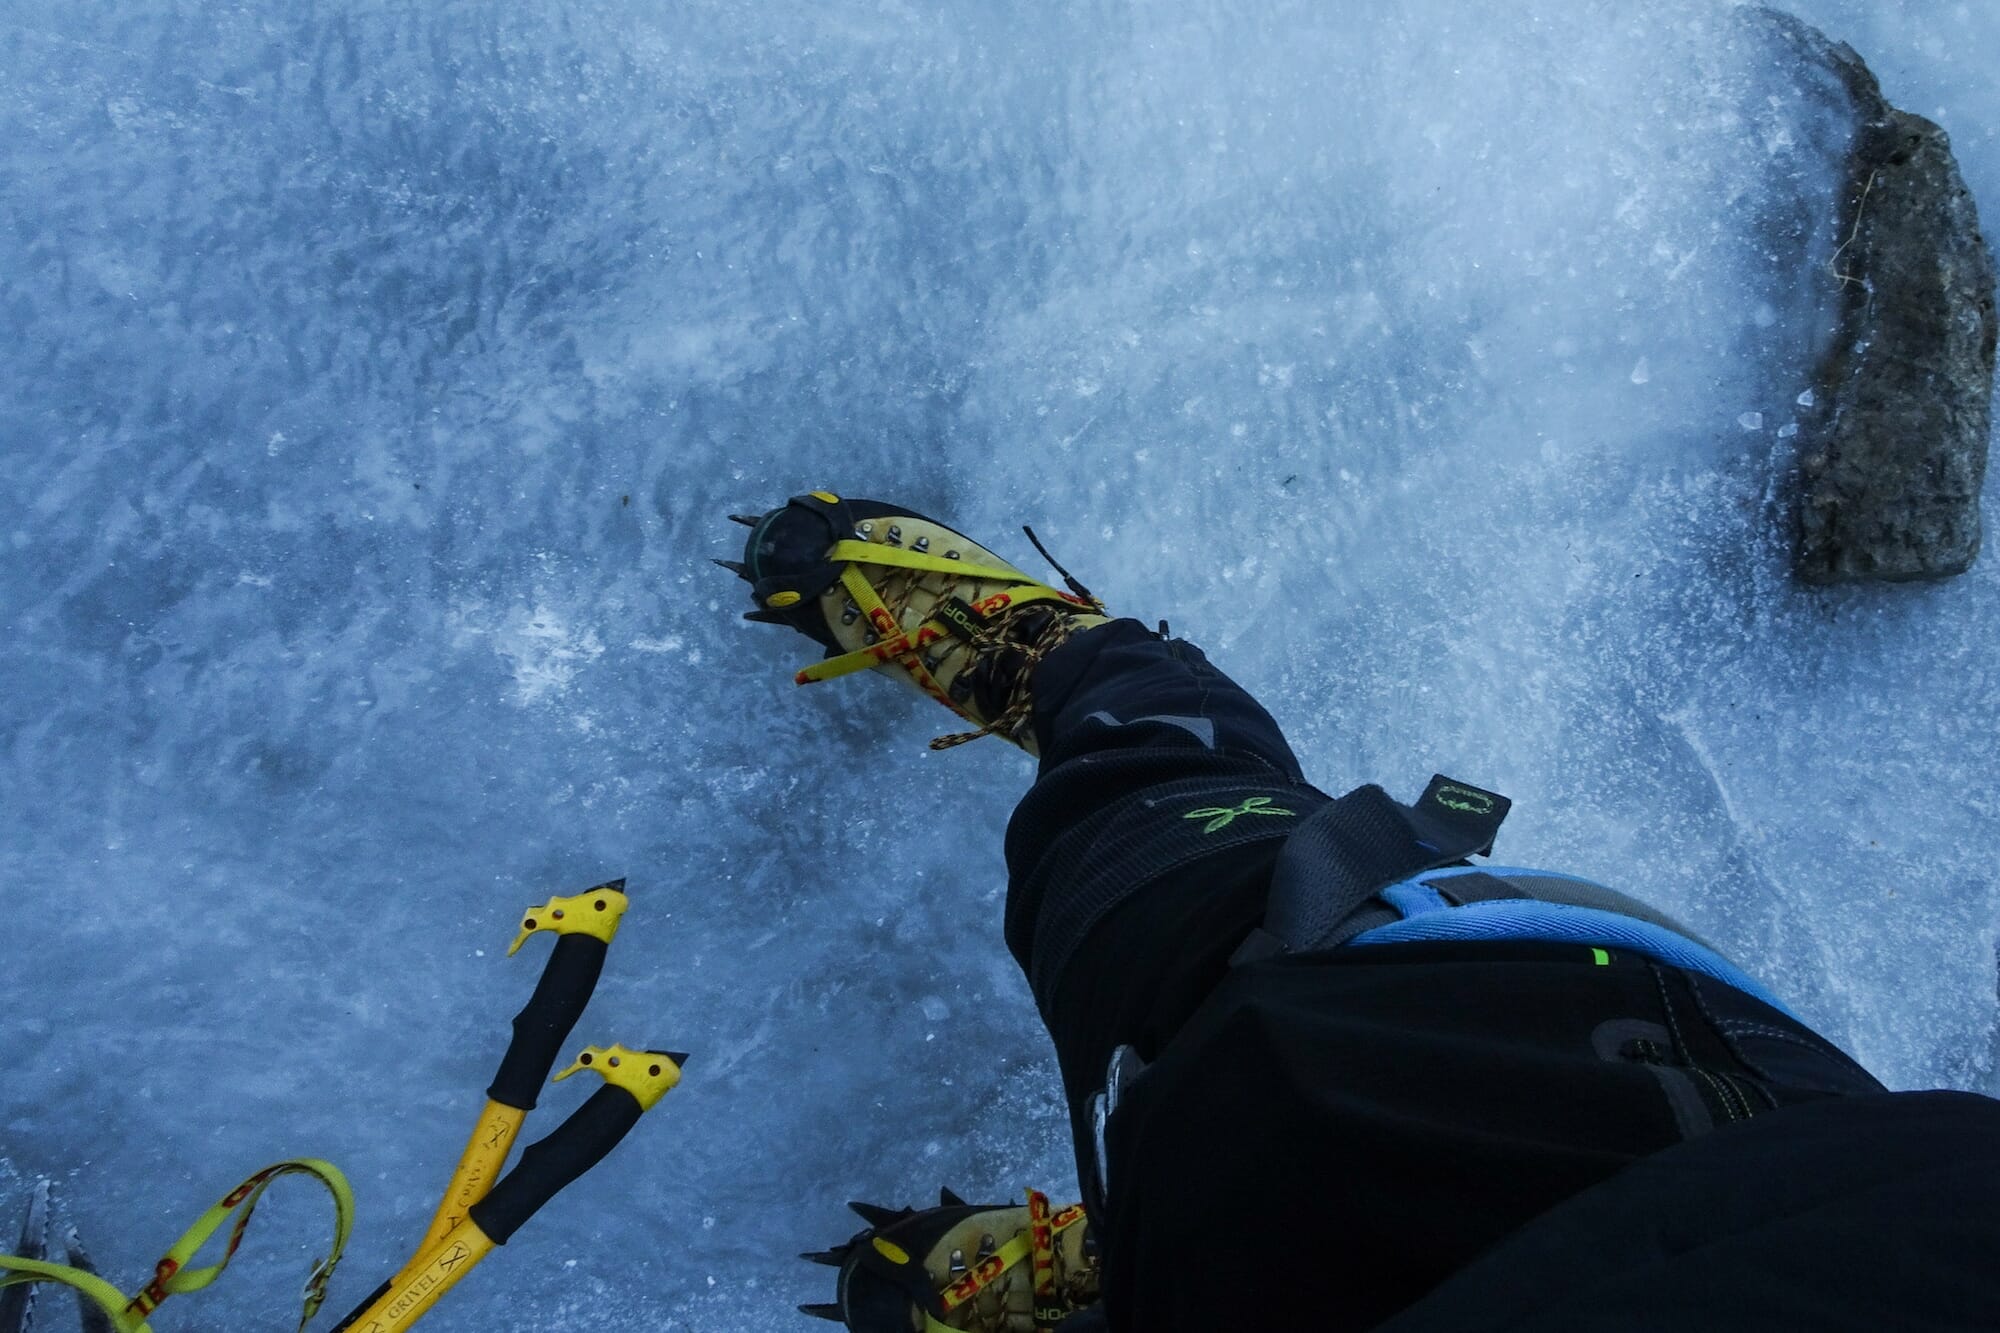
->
(919, 1192), (1089, 1333)
(796, 546), (1089, 682)
(805, 1188), (1099, 1333)
(0, 1158), (353, 1333)
(729, 490), (1116, 751)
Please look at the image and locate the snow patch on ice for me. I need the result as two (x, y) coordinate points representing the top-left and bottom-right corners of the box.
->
(453, 602), (606, 704)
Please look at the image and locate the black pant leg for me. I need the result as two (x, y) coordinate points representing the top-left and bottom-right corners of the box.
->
(1001, 620), (1895, 1332)
(1002, 619), (1331, 1171)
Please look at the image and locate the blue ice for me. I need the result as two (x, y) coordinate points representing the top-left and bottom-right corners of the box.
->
(2, 1), (1996, 1328)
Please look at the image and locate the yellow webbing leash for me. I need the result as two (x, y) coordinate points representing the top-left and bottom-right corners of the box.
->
(0, 1253), (144, 1332)
(0, 1158), (352, 1333)
(132, 1158), (353, 1327)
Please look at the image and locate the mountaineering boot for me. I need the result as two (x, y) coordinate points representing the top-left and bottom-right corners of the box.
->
(720, 491), (1111, 755)
(800, 1187), (1101, 1332)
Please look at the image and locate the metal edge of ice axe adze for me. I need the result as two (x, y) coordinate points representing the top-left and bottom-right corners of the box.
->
(0, 1179), (50, 1333)
(0, 1182), (105, 1333)
(60, 1223), (113, 1333)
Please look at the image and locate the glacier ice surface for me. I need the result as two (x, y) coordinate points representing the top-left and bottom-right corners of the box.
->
(2, 1), (1996, 1328)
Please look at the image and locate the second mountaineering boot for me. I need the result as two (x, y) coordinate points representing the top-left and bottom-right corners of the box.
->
(720, 491), (1111, 755)
(798, 1187), (1102, 1331)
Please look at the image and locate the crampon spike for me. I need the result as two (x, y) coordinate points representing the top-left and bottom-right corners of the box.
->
(798, 1301), (845, 1321)
(938, 1186), (968, 1207)
(744, 609), (785, 625)
(848, 1200), (903, 1229)
(800, 1247), (848, 1268)
(729, 513), (763, 528)
(713, 558), (751, 577)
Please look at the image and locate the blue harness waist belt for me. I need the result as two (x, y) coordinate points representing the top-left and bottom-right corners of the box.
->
(1343, 864), (1796, 1018)
(1250, 775), (1795, 1019)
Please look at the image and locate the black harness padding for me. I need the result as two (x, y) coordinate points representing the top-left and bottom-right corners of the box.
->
(1254, 775), (1513, 956)
(1432, 871), (1531, 907)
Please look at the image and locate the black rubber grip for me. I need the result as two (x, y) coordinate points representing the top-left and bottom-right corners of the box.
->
(468, 1085), (643, 1244)
(487, 933), (608, 1111)
(328, 1277), (394, 1333)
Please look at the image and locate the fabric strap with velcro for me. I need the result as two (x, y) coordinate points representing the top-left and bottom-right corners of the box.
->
(1253, 775), (1513, 957)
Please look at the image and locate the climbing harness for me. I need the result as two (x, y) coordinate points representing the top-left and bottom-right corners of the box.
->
(1232, 773), (1515, 962)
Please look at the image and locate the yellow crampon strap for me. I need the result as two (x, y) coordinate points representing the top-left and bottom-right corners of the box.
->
(797, 568), (1083, 688)
(1027, 1189), (1058, 1305)
(0, 1255), (150, 1333)
(920, 1194), (1090, 1332)
(821, 540), (1029, 585)
(0, 1159), (355, 1333)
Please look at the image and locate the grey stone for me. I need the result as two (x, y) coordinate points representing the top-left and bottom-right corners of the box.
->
(1762, 9), (1996, 584)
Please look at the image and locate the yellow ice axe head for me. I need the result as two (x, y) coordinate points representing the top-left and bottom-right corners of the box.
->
(508, 880), (629, 955)
(555, 1044), (686, 1111)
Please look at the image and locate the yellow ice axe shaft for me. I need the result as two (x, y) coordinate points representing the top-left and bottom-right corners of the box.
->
(408, 1102), (526, 1261)
(346, 1061), (679, 1333)
(338, 1218), (496, 1333)
(400, 883), (628, 1269)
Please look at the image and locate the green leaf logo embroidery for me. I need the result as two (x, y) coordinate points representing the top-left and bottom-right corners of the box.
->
(1183, 795), (1297, 834)
(1434, 784), (1495, 815)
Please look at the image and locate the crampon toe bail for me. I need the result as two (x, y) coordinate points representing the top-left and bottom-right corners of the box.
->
(732, 491), (858, 650)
